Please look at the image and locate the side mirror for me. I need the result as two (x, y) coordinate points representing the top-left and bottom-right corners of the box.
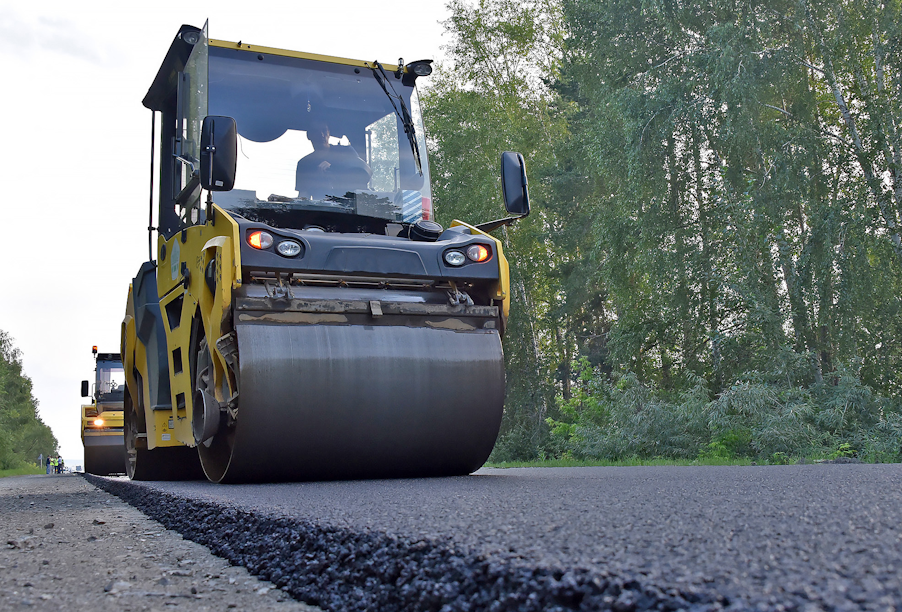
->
(81, 380), (89, 398)
(501, 151), (530, 217)
(200, 116), (238, 191)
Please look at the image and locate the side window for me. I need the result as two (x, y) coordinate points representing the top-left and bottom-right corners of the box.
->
(173, 22), (208, 224)
(365, 113), (400, 192)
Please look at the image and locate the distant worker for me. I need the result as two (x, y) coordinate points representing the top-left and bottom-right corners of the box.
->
(46, 455), (51, 475)
(50, 456), (58, 474)
(295, 120), (372, 200)
(58, 458), (65, 474)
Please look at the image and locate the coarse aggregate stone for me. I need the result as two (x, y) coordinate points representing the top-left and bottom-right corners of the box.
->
(0, 473), (320, 611)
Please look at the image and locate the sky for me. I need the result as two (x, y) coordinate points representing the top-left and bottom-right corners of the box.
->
(0, 0), (453, 465)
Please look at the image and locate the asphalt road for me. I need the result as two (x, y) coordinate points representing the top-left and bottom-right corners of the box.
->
(89, 464), (902, 611)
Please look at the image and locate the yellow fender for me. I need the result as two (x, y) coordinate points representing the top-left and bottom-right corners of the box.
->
(155, 205), (241, 447)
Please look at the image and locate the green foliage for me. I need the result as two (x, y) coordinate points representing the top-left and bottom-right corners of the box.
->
(489, 422), (544, 462)
(556, 0), (902, 395)
(431, 0), (902, 462)
(544, 354), (902, 463)
(771, 453), (791, 465)
(700, 429), (753, 461)
(829, 443), (857, 460)
(0, 330), (58, 469)
(546, 364), (712, 460)
(547, 357), (608, 446)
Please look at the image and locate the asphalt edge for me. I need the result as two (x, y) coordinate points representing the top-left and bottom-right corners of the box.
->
(84, 474), (733, 612)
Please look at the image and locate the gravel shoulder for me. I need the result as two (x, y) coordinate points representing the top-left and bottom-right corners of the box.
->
(0, 473), (320, 612)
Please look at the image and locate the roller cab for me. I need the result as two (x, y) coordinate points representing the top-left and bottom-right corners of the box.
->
(80, 347), (127, 475)
(121, 23), (530, 483)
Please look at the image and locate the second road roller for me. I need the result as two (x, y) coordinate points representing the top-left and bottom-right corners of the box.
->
(80, 347), (126, 475)
(121, 23), (530, 483)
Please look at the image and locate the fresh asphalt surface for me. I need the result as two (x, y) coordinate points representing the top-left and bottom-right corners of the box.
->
(89, 464), (902, 611)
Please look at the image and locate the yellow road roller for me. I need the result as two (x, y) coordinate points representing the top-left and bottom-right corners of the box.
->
(121, 23), (530, 483)
(81, 347), (126, 475)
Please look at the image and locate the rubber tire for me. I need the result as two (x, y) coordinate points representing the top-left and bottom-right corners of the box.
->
(191, 324), (234, 483)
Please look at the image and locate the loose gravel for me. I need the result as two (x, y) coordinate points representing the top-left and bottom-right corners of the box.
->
(1, 474), (319, 611)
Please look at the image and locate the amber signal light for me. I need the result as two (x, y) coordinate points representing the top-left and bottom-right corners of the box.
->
(466, 244), (491, 262)
(248, 231), (274, 250)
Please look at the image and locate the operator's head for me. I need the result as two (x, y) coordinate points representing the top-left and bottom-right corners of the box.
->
(307, 120), (330, 151)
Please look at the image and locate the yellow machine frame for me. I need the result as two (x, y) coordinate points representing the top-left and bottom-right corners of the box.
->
(122, 205), (240, 450)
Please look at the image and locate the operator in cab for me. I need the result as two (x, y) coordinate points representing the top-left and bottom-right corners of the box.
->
(295, 120), (372, 200)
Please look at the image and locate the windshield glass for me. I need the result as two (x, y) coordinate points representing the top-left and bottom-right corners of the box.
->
(207, 46), (432, 229)
(96, 361), (124, 402)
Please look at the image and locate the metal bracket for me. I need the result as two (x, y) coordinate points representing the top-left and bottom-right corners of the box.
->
(215, 332), (239, 373)
(265, 274), (294, 299)
(215, 332), (240, 422)
(448, 289), (474, 307)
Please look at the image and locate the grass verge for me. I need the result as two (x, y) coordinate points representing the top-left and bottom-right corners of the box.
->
(0, 466), (46, 478)
(484, 457), (758, 469)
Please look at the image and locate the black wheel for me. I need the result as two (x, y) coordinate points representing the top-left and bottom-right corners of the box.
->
(191, 324), (237, 483)
(124, 372), (203, 481)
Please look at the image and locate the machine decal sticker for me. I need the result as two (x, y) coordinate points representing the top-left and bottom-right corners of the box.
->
(401, 190), (423, 223)
(171, 241), (181, 281)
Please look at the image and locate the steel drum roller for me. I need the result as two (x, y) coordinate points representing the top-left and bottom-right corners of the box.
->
(84, 437), (127, 475)
(200, 323), (505, 483)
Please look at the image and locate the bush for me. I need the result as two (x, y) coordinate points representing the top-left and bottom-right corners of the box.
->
(489, 421), (547, 463)
(547, 366), (710, 461)
(543, 353), (902, 464)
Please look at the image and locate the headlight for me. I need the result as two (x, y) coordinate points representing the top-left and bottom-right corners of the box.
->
(277, 240), (302, 257)
(248, 231), (274, 250)
(444, 250), (466, 266)
(93, 418), (104, 427)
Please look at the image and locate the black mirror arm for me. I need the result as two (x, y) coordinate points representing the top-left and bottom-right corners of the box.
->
(175, 173), (201, 206)
(475, 214), (527, 234)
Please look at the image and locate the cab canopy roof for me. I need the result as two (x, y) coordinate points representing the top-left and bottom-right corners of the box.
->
(142, 25), (200, 112)
(142, 24), (403, 112)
